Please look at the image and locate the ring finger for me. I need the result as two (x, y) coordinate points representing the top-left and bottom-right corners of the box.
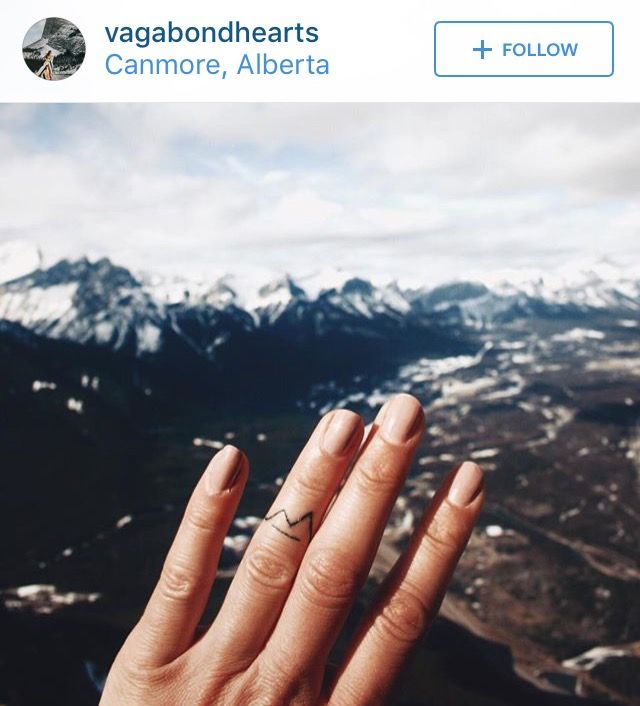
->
(197, 408), (364, 672)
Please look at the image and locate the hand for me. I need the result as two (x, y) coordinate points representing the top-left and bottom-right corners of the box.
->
(100, 394), (484, 705)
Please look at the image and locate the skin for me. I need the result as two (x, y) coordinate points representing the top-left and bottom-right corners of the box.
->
(101, 393), (485, 706)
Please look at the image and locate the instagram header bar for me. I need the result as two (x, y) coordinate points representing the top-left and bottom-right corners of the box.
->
(1, 0), (638, 102)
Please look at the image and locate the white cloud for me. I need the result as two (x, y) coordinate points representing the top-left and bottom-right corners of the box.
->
(0, 103), (638, 285)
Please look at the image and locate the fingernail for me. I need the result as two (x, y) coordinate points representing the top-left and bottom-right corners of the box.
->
(322, 410), (361, 455)
(373, 399), (391, 426)
(448, 462), (483, 507)
(380, 394), (423, 444)
(205, 446), (243, 495)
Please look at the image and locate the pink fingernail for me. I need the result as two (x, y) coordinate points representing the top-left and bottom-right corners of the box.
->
(322, 410), (361, 455)
(380, 394), (423, 444)
(448, 462), (483, 507)
(205, 446), (243, 495)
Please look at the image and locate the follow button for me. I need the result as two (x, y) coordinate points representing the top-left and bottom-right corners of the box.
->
(434, 21), (614, 77)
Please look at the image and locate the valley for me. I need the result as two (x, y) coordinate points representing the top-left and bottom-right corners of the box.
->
(0, 250), (638, 705)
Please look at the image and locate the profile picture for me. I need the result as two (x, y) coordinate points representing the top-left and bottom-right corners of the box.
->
(22, 17), (85, 81)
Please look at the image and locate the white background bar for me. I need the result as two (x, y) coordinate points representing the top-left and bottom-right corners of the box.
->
(0, 0), (637, 102)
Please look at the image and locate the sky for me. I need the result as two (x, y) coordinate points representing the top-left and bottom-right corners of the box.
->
(0, 103), (639, 288)
(22, 19), (45, 47)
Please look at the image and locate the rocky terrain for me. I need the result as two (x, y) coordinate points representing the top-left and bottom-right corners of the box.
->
(0, 242), (638, 705)
(354, 320), (640, 704)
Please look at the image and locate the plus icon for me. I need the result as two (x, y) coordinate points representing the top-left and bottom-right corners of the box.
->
(473, 39), (493, 59)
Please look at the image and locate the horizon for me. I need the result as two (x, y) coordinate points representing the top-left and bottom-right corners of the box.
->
(1, 238), (638, 309)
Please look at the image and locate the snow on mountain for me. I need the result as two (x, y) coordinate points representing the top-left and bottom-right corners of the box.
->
(199, 281), (239, 310)
(408, 260), (640, 328)
(0, 283), (77, 328)
(298, 268), (356, 299)
(0, 257), (165, 355)
(0, 245), (637, 358)
(320, 278), (410, 320)
(251, 276), (308, 324)
(493, 275), (640, 312)
(470, 258), (640, 312)
(139, 272), (218, 306)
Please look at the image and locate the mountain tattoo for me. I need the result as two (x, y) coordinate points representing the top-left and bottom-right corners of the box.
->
(265, 509), (313, 542)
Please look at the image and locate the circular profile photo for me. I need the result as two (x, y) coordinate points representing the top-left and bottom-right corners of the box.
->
(22, 18), (86, 81)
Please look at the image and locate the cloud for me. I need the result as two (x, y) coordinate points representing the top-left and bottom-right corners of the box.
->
(0, 103), (638, 285)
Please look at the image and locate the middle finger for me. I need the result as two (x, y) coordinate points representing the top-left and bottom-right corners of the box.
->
(263, 394), (424, 674)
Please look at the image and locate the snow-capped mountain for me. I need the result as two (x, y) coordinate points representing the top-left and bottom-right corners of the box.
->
(0, 258), (165, 356)
(254, 275), (309, 325)
(22, 17), (85, 69)
(0, 248), (638, 361)
(409, 266), (640, 328)
(320, 278), (410, 320)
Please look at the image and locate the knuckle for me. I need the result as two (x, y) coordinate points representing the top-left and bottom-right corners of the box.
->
(188, 673), (232, 706)
(115, 652), (151, 688)
(290, 462), (329, 495)
(354, 453), (400, 495)
(184, 500), (219, 534)
(328, 682), (373, 706)
(422, 513), (464, 558)
(115, 648), (175, 692)
(245, 545), (297, 593)
(242, 658), (294, 706)
(300, 548), (359, 610)
(158, 559), (202, 603)
(374, 587), (429, 644)
(261, 663), (293, 703)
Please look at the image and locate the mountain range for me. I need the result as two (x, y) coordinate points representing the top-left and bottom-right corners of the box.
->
(1, 243), (638, 369)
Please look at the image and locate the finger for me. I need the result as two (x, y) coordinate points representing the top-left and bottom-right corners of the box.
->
(263, 394), (424, 675)
(198, 409), (364, 672)
(124, 445), (248, 668)
(330, 461), (484, 706)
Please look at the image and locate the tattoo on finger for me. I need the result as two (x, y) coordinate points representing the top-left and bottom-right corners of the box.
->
(264, 508), (314, 542)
